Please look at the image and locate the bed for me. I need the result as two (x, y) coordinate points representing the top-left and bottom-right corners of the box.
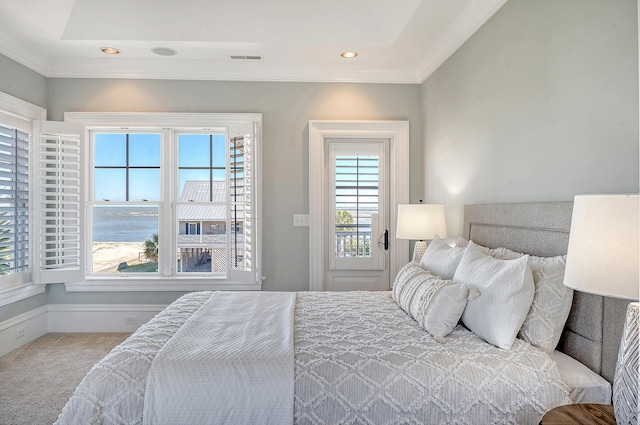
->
(54, 202), (625, 425)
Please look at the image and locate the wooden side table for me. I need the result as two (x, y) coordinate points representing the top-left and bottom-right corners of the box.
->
(540, 403), (616, 425)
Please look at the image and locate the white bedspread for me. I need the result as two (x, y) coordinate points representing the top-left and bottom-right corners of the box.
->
(55, 291), (570, 425)
(143, 291), (295, 425)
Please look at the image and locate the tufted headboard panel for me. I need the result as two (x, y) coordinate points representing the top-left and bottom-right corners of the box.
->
(463, 202), (628, 383)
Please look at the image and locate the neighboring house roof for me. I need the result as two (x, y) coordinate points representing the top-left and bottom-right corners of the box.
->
(177, 180), (244, 221)
(177, 204), (227, 221)
(179, 180), (226, 203)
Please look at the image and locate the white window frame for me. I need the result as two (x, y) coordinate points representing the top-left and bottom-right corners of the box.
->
(64, 112), (262, 292)
(0, 91), (46, 306)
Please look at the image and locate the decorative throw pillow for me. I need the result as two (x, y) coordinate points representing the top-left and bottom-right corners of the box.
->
(409, 276), (477, 343)
(392, 261), (426, 309)
(454, 242), (535, 349)
(393, 262), (475, 342)
(419, 235), (466, 279)
(456, 238), (572, 353)
(518, 255), (571, 353)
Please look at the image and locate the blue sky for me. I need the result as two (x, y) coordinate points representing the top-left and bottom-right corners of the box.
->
(94, 133), (226, 201)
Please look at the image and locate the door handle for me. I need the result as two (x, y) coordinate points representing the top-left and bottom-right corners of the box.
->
(383, 229), (389, 251)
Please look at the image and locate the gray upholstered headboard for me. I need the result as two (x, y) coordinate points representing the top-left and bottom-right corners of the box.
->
(463, 202), (629, 384)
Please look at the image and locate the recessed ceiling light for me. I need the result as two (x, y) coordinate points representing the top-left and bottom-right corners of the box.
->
(101, 47), (120, 55)
(151, 47), (177, 56)
(341, 51), (358, 58)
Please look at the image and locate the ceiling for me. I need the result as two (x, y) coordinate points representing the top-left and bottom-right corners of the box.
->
(0, 0), (507, 84)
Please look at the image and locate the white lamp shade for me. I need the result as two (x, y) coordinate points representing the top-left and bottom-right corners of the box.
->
(563, 194), (639, 300)
(396, 204), (447, 240)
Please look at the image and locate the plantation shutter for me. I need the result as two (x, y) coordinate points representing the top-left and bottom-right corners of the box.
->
(228, 130), (258, 284)
(33, 121), (85, 284)
(328, 141), (386, 271)
(0, 123), (29, 275)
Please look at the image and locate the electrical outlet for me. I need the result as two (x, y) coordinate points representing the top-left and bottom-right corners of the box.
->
(125, 316), (138, 325)
(293, 214), (309, 227)
(15, 327), (25, 339)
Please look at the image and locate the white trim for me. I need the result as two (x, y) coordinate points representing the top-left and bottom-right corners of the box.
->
(0, 305), (48, 357)
(0, 283), (45, 307)
(0, 32), (51, 78)
(48, 304), (167, 332)
(0, 303), (180, 355)
(65, 279), (261, 292)
(308, 120), (410, 292)
(64, 112), (262, 130)
(0, 305), (48, 332)
(0, 91), (46, 122)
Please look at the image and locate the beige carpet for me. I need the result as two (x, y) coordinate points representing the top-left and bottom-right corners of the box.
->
(0, 332), (130, 425)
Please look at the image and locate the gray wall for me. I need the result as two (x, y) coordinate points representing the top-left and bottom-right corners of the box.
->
(0, 54), (47, 109)
(46, 79), (423, 300)
(421, 0), (639, 236)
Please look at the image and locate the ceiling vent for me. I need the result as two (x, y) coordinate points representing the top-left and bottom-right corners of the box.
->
(230, 55), (262, 60)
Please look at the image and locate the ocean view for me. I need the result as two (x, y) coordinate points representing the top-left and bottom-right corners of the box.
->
(92, 206), (159, 242)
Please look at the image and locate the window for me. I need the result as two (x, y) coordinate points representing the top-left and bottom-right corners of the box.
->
(327, 141), (387, 273)
(0, 91), (45, 304)
(65, 112), (261, 291)
(92, 133), (160, 274)
(333, 154), (379, 258)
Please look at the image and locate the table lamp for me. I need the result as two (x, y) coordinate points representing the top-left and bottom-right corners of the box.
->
(396, 202), (447, 262)
(563, 194), (639, 425)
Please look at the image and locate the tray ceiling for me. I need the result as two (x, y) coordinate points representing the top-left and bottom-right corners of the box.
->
(0, 0), (507, 83)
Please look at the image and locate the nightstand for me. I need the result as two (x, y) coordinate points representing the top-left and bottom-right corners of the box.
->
(540, 403), (616, 425)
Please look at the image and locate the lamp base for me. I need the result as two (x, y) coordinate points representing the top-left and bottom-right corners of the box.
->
(412, 241), (427, 263)
(613, 301), (639, 425)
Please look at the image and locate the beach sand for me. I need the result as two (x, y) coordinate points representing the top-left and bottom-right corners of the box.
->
(92, 242), (147, 273)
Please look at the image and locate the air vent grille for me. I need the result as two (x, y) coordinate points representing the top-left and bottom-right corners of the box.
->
(230, 55), (262, 60)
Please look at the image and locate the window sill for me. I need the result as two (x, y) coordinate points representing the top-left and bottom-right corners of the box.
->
(0, 283), (46, 307)
(65, 277), (263, 292)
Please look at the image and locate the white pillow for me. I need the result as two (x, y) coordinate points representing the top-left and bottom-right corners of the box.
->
(419, 235), (466, 279)
(454, 242), (535, 349)
(456, 238), (573, 353)
(393, 262), (474, 342)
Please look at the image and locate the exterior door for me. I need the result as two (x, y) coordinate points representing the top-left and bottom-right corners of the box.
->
(324, 138), (390, 291)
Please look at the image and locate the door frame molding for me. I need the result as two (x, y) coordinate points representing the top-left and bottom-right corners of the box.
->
(308, 120), (409, 291)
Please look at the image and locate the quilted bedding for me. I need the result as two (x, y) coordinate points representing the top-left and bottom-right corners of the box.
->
(143, 292), (295, 425)
(55, 291), (571, 425)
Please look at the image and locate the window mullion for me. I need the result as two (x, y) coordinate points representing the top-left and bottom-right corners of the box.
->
(125, 134), (130, 201)
(159, 128), (174, 277)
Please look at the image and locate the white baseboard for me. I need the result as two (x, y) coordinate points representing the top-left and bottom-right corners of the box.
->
(48, 304), (167, 332)
(0, 304), (167, 356)
(0, 306), (48, 357)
